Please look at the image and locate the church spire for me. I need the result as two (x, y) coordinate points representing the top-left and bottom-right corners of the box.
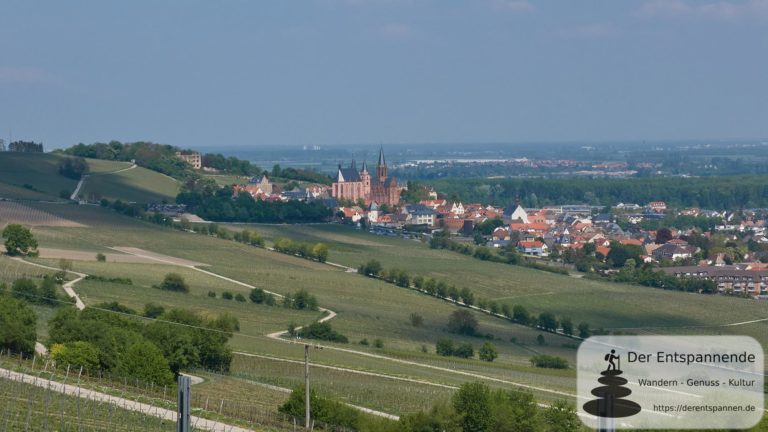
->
(377, 145), (386, 166)
(361, 160), (368, 172)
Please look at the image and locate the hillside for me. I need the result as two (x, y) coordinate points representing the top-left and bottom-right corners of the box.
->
(0, 152), (179, 203)
(0, 152), (79, 201)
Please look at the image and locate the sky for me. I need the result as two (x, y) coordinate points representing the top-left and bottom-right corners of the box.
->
(1, 0), (767, 149)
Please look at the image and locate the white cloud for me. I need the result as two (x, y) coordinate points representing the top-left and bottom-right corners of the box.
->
(491, 0), (535, 13)
(636, 0), (768, 21)
(0, 66), (53, 84)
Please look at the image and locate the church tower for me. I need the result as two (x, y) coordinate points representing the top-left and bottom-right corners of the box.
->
(360, 160), (371, 197)
(376, 146), (388, 181)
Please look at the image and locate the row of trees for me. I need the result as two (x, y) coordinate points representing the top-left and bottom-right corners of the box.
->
(176, 187), (333, 223)
(357, 259), (594, 339)
(430, 174), (768, 209)
(8, 141), (44, 152)
(272, 238), (329, 262)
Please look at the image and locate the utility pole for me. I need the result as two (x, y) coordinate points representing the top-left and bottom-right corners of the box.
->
(177, 375), (191, 432)
(304, 344), (310, 431)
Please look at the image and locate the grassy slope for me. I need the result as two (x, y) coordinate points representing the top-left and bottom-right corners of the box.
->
(79, 161), (180, 203)
(0, 153), (179, 203)
(233, 224), (768, 339)
(10, 202), (768, 414)
(18, 204), (580, 407)
(0, 153), (78, 200)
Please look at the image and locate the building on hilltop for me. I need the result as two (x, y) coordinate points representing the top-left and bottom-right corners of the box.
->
(331, 146), (400, 206)
(175, 151), (202, 169)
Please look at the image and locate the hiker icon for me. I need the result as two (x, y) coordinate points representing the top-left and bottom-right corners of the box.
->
(605, 349), (620, 371)
(583, 348), (641, 418)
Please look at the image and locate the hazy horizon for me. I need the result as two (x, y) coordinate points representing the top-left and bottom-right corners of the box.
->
(2, 1), (767, 149)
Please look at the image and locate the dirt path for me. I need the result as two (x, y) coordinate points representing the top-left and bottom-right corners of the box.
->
(0, 367), (253, 432)
(71, 164), (136, 201)
(10, 257), (86, 309)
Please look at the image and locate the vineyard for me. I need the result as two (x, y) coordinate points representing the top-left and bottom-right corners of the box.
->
(0, 201), (85, 228)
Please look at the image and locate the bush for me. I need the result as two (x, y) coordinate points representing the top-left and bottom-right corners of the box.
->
(96, 252), (106, 262)
(409, 312), (424, 327)
(143, 303), (165, 319)
(359, 338), (369, 346)
(115, 341), (175, 385)
(358, 259), (383, 277)
(279, 386), (360, 429)
(11, 278), (37, 303)
(222, 291), (234, 300)
(159, 273), (189, 293)
(453, 343), (474, 359)
(447, 309), (479, 336)
(530, 354), (569, 369)
(479, 342), (498, 362)
(284, 289), (318, 310)
(296, 322), (348, 343)
(234, 293), (246, 302)
(537, 311), (559, 332)
(436, 338), (455, 356)
(207, 291), (216, 298)
(95, 302), (136, 315)
(536, 334), (546, 345)
(51, 341), (100, 372)
(373, 338), (384, 348)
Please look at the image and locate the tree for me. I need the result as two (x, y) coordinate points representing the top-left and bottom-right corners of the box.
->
(38, 276), (58, 306)
(447, 309), (479, 336)
(0, 295), (36, 355)
(159, 273), (189, 292)
(453, 343), (474, 359)
(96, 253), (106, 262)
(453, 382), (492, 432)
(2, 224), (38, 256)
(312, 243), (329, 263)
(561, 318), (574, 336)
(512, 305), (530, 324)
(537, 311), (558, 332)
(436, 338), (455, 356)
(578, 322), (591, 338)
(143, 303), (165, 318)
(11, 278), (37, 303)
(115, 341), (174, 385)
(479, 342), (498, 362)
(358, 259), (383, 277)
(656, 227), (673, 244)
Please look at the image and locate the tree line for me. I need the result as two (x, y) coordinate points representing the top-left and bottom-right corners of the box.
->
(8, 141), (44, 152)
(272, 238), (329, 262)
(426, 175), (768, 209)
(176, 187), (332, 223)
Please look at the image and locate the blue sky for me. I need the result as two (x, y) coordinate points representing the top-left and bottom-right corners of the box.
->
(1, 0), (767, 149)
